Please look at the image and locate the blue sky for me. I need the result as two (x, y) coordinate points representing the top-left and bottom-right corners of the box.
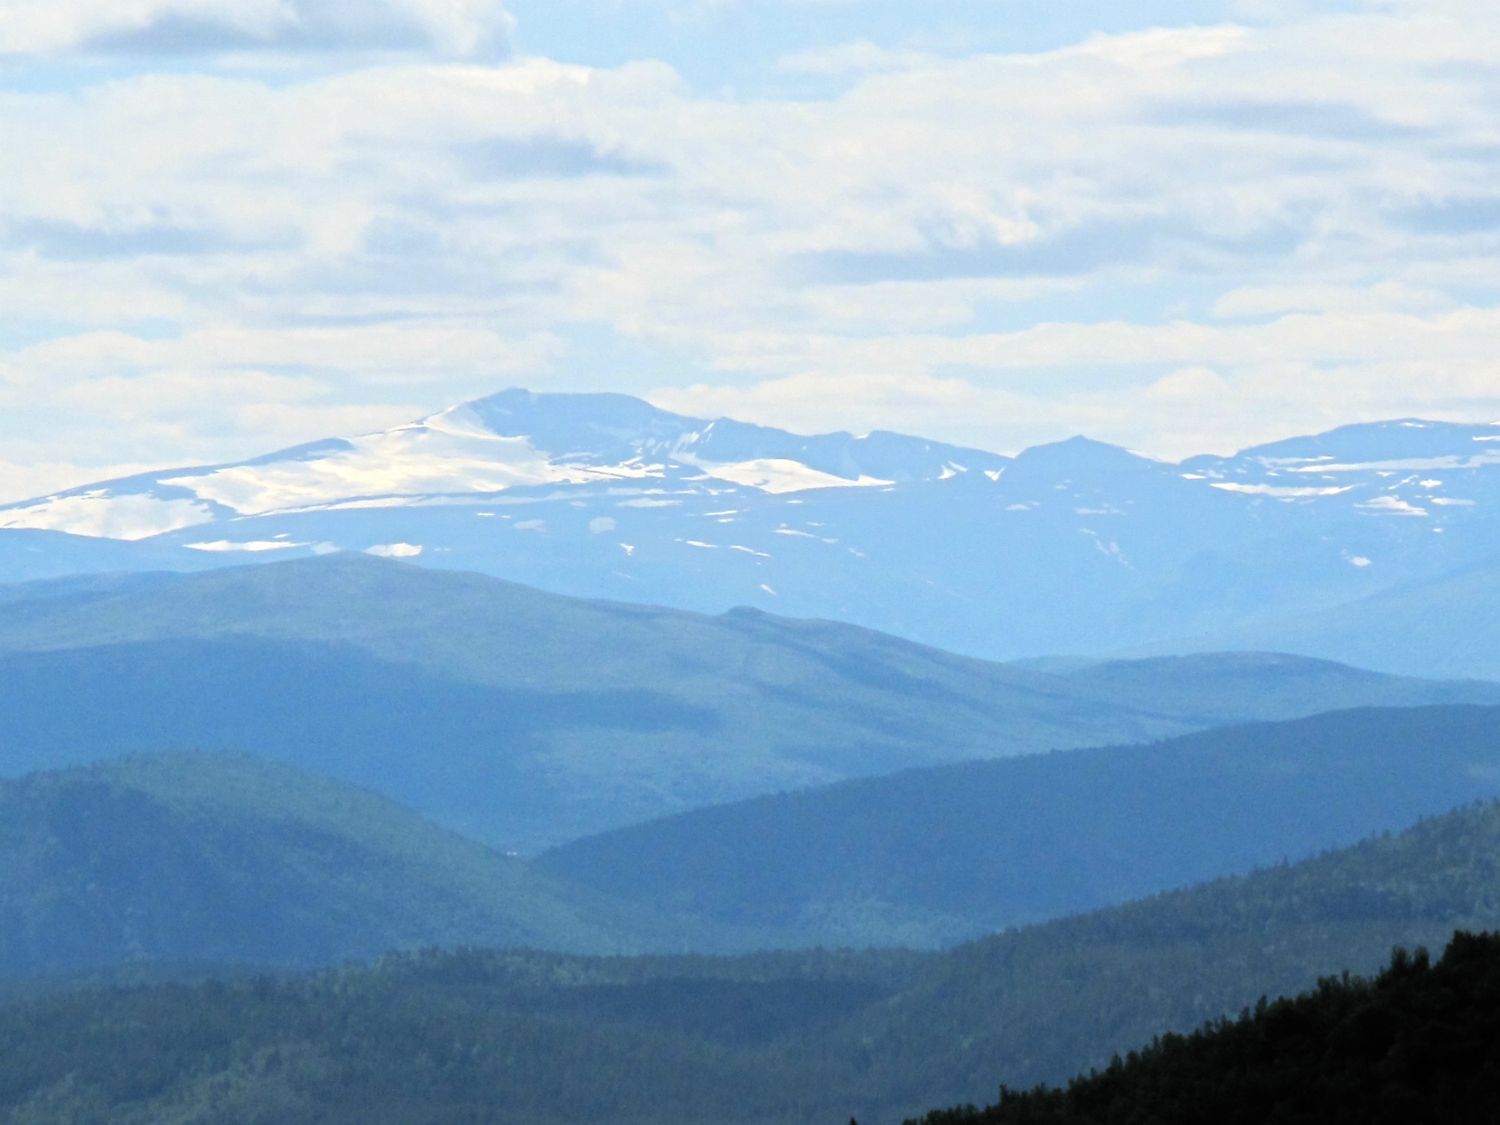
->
(0, 0), (1497, 498)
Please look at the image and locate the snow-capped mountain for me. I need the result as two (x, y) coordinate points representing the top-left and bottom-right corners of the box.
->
(0, 390), (1006, 541)
(1189, 418), (1500, 524)
(1, 390), (1497, 676)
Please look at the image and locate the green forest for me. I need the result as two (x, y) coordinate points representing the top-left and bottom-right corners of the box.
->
(910, 930), (1500, 1125)
(8, 795), (1500, 1123)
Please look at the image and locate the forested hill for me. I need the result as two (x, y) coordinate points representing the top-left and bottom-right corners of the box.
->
(907, 931), (1500, 1125)
(0, 753), (735, 975)
(540, 704), (1500, 947)
(11, 794), (1500, 1122)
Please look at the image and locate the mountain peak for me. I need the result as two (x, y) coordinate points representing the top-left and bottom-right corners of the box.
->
(431, 388), (698, 462)
(441, 388), (693, 443)
(1007, 434), (1161, 477)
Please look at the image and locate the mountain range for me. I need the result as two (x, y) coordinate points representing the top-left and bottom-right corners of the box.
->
(0, 555), (1495, 853)
(10, 703), (1500, 968)
(1, 390), (1498, 675)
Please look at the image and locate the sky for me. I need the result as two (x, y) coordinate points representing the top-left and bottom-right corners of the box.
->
(2, 0), (1500, 499)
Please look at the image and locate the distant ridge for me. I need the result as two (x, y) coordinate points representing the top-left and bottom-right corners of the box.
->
(540, 704), (1500, 946)
(0, 555), (1494, 852)
(0, 555), (1494, 853)
(0, 392), (1497, 672)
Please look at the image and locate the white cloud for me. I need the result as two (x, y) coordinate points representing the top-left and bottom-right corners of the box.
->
(3, 5), (1500, 487)
(0, 0), (513, 58)
(777, 40), (936, 76)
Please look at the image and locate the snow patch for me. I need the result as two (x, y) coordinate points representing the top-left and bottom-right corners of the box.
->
(1357, 495), (1428, 517)
(367, 542), (424, 559)
(1080, 528), (1131, 567)
(1289, 453), (1500, 473)
(1210, 482), (1353, 498)
(186, 539), (303, 553)
(159, 410), (673, 517)
(0, 492), (215, 540)
(681, 455), (892, 494)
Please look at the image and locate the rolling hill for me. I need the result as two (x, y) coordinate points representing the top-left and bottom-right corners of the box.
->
(11, 785), (1500, 1123)
(0, 752), (730, 976)
(540, 705), (1500, 946)
(0, 555), (1492, 850)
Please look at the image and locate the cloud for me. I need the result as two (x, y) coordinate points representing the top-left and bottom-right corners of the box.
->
(1141, 97), (1429, 141)
(0, 0), (513, 58)
(3, 5), (1500, 484)
(458, 136), (667, 180)
(1388, 196), (1500, 235)
(2, 216), (298, 260)
(776, 40), (936, 76)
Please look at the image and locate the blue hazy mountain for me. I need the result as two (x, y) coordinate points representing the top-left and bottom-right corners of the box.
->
(0, 391), (1497, 671)
(1188, 554), (1500, 680)
(0, 555), (1492, 852)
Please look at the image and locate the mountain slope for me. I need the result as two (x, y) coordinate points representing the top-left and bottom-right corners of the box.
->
(3, 392), (1500, 670)
(828, 794), (1500, 1121)
(0, 752), (731, 976)
(539, 705), (1500, 946)
(0, 555), (1496, 851)
(0, 529), (210, 585)
(1195, 553), (1500, 681)
(1039, 650), (1500, 723)
(908, 931), (1500, 1125)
